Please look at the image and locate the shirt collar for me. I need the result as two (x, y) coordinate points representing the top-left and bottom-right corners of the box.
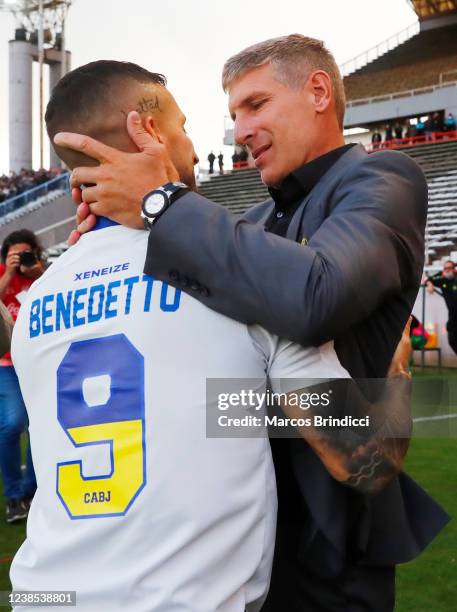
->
(268, 143), (356, 209)
(93, 216), (119, 231)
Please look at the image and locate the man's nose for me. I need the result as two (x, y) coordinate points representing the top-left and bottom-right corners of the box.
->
(234, 118), (254, 146)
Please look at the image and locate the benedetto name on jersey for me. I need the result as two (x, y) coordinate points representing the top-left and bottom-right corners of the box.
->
(28, 274), (181, 338)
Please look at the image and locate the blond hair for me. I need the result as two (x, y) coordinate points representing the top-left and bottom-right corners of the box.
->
(222, 34), (346, 129)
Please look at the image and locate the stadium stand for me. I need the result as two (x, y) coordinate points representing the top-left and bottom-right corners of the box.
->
(0, 168), (62, 203)
(0, 173), (69, 221)
(343, 23), (457, 102)
(0, 173), (74, 250)
(198, 140), (457, 277)
(338, 1), (457, 277)
(197, 168), (269, 215)
(2, 139), (453, 265)
(410, 0), (457, 21)
(405, 139), (457, 272)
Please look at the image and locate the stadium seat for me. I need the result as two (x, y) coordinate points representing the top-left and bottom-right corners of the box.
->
(343, 24), (457, 101)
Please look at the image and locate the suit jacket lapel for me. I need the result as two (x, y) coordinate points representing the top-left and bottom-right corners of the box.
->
(254, 201), (275, 227)
(286, 193), (313, 242)
(286, 144), (368, 243)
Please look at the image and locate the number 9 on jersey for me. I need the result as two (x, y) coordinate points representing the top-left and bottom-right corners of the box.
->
(56, 334), (146, 519)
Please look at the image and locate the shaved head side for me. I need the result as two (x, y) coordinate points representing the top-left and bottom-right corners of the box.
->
(45, 60), (168, 169)
(47, 59), (199, 190)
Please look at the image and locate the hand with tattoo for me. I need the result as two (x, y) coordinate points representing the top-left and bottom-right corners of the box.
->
(279, 319), (413, 495)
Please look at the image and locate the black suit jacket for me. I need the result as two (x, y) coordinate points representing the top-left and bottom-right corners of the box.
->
(144, 144), (450, 568)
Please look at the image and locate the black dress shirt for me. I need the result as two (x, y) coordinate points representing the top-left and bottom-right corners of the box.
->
(266, 144), (355, 237)
(264, 143), (355, 523)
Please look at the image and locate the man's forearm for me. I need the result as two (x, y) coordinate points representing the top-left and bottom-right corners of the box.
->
(144, 154), (426, 347)
(280, 374), (412, 495)
(144, 192), (319, 344)
(143, 192), (407, 346)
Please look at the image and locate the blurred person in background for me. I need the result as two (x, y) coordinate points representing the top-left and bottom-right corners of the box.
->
(208, 150), (216, 174)
(410, 314), (429, 351)
(431, 112), (443, 134)
(218, 152), (224, 174)
(424, 115), (434, 141)
(394, 121), (403, 141)
(416, 117), (425, 138)
(405, 121), (416, 144)
(0, 168), (61, 204)
(426, 260), (457, 354)
(432, 112), (443, 140)
(385, 123), (393, 143)
(0, 229), (42, 522)
(371, 128), (382, 150)
(445, 112), (456, 133)
(239, 146), (249, 164)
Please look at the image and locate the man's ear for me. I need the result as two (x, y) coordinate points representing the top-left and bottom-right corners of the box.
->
(308, 70), (332, 115)
(144, 115), (165, 144)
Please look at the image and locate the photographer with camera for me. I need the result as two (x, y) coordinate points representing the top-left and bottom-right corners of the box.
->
(0, 230), (43, 522)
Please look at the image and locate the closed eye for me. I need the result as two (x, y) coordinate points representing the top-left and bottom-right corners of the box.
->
(250, 97), (269, 111)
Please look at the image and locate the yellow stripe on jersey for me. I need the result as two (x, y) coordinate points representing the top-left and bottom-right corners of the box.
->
(57, 419), (145, 517)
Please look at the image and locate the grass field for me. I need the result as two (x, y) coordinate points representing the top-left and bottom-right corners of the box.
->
(395, 367), (457, 611)
(0, 369), (455, 610)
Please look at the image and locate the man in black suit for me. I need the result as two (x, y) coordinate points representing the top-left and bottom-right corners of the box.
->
(426, 260), (457, 354)
(56, 34), (449, 611)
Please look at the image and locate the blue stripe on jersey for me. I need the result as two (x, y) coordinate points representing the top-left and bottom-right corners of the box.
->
(93, 216), (120, 231)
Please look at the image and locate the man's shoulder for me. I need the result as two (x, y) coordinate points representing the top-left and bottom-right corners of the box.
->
(332, 148), (427, 216)
(351, 148), (425, 182)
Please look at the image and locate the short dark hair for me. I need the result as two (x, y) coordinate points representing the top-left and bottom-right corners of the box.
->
(45, 60), (167, 135)
(1, 229), (43, 262)
(444, 260), (455, 267)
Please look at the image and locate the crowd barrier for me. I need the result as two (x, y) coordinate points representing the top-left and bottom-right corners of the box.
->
(0, 173), (70, 218)
(366, 129), (457, 153)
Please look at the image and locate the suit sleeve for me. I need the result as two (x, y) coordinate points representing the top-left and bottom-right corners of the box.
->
(144, 152), (427, 346)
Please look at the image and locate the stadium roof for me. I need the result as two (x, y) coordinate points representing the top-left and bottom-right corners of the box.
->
(408, 0), (457, 20)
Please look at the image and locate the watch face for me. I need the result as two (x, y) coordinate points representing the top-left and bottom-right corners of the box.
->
(144, 192), (166, 216)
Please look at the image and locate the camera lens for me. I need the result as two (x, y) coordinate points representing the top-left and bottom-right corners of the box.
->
(19, 250), (38, 267)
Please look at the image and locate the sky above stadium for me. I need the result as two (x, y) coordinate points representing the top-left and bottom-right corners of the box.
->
(0, 0), (416, 173)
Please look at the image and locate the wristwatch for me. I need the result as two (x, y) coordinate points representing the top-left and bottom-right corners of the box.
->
(141, 182), (189, 229)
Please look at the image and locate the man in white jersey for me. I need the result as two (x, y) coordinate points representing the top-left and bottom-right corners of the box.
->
(11, 61), (410, 611)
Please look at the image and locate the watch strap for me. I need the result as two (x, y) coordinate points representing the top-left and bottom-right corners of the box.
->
(141, 182), (189, 229)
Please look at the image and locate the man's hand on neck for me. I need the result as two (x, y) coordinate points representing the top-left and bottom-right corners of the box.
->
(56, 111), (180, 245)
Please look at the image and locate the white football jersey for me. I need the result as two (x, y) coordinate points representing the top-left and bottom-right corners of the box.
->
(11, 222), (348, 611)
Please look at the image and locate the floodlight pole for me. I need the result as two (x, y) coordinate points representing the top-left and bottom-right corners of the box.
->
(61, 7), (66, 77)
(38, 0), (44, 169)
